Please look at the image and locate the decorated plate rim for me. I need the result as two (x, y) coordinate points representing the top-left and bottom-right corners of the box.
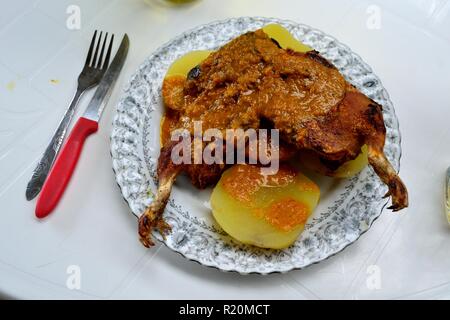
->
(110, 16), (402, 274)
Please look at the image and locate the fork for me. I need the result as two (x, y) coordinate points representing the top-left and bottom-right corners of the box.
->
(26, 30), (114, 200)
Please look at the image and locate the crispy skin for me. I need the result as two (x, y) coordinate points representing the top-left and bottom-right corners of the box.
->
(159, 114), (296, 189)
(138, 29), (408, 247)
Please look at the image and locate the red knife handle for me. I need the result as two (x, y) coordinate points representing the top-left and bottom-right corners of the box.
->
(35, 117), (98, 218)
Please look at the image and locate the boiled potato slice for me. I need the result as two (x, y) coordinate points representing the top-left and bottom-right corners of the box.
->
(333, 145), (369, 177)
(300, 145), (369, 178)
(165, 50), (213, 78)
(262, 24), (312, 52)
(211, 164), (320, 249)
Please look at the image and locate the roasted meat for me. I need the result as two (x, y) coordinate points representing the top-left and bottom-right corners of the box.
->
(138, 29), (408, 247)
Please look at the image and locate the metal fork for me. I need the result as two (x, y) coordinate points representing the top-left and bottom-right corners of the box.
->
(26, 31), (114, 200)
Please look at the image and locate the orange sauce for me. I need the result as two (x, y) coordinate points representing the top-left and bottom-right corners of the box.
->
(220, 164), (297, 203)
(265, 198), (309, 231)
(161, 51), (213, 145)
(160, 25), (313, 145)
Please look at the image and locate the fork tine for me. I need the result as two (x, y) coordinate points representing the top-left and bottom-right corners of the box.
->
(96, 32), (108, 69)
(84, 30), (97, 66)
(91, 31), (103, 67)
(102, 34), (114, 70)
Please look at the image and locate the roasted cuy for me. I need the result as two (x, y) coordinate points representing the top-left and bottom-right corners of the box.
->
(138, 29), (408, 247)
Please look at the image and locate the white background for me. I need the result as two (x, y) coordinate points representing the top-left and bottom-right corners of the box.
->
(0, 0), (449, 299)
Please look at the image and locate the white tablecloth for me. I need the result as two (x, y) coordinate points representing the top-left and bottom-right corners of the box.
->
(0, 0), (449, 299)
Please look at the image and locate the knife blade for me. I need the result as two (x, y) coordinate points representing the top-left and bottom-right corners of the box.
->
(35, 34), (129, 218)
(83, 35), (129, 123)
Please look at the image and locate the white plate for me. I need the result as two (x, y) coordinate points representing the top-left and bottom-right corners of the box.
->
(110, 17), (402, 274)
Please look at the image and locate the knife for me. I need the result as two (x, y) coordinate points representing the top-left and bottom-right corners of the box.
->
(35, 34), (129, 218)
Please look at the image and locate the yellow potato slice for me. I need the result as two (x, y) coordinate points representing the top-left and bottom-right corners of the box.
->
(300, 145), (369, 178)
(165, 50), (213, 78)
(262, 24), (312, 52)
(211, 165), (320, 249)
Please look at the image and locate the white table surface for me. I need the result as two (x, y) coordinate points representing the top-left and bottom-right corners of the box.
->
(0, 0), (449, 300)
